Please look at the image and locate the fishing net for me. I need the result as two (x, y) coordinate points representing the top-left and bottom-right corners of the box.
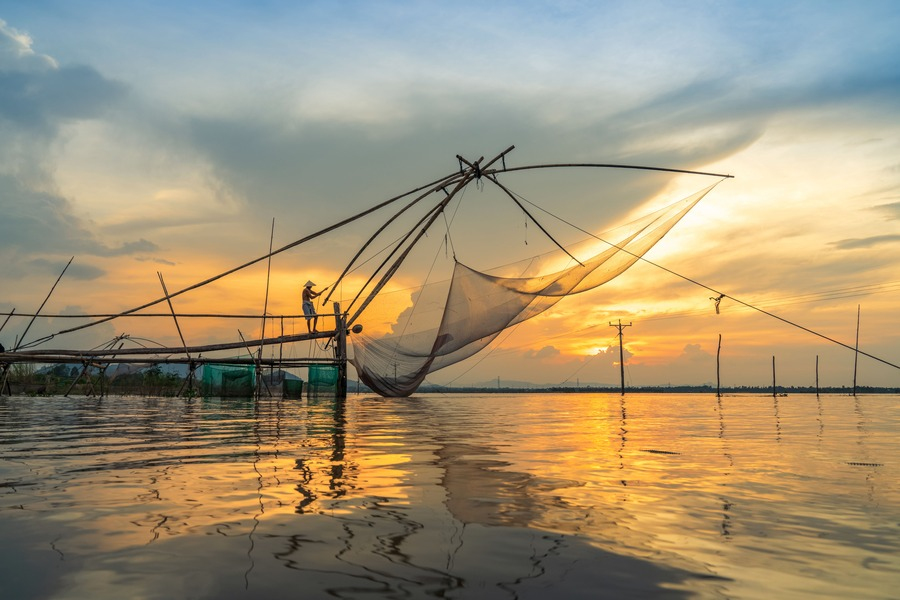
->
(200, 363), (255, 397)
(350, 183), (717, 396)
(307, 364), (340, 398)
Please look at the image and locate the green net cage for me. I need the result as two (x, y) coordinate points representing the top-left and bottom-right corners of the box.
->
(307, 365), (339, 398)
(200, 364), (256, 397)
(283, 378), (304, 399)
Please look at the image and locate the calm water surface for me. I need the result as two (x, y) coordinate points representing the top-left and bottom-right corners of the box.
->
(1, 393), (897, 599)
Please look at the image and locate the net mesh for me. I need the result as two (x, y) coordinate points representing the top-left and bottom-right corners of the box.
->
(307, 365), (340, 398)
(350, 184), (715, 396)
(200, 364), (255, 397)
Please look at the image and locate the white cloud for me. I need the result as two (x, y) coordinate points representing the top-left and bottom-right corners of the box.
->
(0, 18), (57, 70)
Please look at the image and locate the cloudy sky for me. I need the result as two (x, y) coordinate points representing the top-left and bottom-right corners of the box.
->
(1, 0), (899, 388)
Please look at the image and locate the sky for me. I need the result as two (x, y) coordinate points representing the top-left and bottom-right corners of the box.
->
(1, 0), (899, 388)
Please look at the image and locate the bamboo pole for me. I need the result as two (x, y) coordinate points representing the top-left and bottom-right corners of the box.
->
(0, 363), (11, 395)
(1, 311), (312, 319)
(334, 302), (348, 398)
(348, 165), (482, 326)
(853, 305), (860, 396)
(258, 218), (276, 396)
(10, 330), (334, 358)
(716, 334), (722, 398)
(238, 330), (271, 398)
(347, 148), (517, 326)
(772, 355), (776, 397)
(51, 171), (465, 340)
(815, 355), (819, 397)
(322, 170), (463, 307)
(258, 219), (275, 365)
(0, 308), (14, 335)
(342, 200), (447, 318)
(15, 257), (73, 351)
(492, 162), (734, 180)
(1, 354), (336, 366)
(158, 272), (191, 359)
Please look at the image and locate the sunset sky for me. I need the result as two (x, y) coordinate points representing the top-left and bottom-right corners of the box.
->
(1, 1), (898, 388)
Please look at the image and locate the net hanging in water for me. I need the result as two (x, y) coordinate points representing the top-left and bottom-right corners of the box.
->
(350, 183), (718, 396)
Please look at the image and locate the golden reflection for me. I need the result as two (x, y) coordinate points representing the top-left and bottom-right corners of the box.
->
(2, 393), (897, 599)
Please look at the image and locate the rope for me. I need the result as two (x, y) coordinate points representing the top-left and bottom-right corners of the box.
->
(508, 186), (900, 371)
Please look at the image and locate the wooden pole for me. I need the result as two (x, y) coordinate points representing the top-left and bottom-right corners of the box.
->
(347, 165), (483, 326)
(258, 218), (276, 390)
(238, 329), (271, 398)
(815, 355), (819, 397)
(321, 172), (463, 307)
(9, 329), (333, 359)
(0, 308), (14, 335)
(157, 272), (191, 359)
(53, 170), (465, 339)
(0, 363), (12, 396)
(334, 302), (347, 399)
(716, 334), (722, 398)
(852, 305), (860, 396)
(15, 257), (73, 350)
(772, 355), (776, 397)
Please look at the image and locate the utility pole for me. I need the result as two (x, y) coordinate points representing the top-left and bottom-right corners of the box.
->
(852, 305), (860, 396)
(609, 319), (632, 396)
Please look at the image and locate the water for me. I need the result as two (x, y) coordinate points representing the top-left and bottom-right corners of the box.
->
(1, 393), (897, 599)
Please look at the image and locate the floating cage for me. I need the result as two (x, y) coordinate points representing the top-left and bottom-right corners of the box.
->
(283, 378), (304, 399)
(201, 364), (256, 397)
(307, 365), (339, 398)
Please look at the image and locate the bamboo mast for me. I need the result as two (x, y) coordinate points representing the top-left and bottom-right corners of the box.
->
(0, 308), (13, 336)
(49, 173), (465, 341)
(258, 218), (276, 395)
(157, 272), (191, 359)
(341, 201), (449, 318)
(14, 257), (73, 351)
(347, 147), (516, 327)
(321, 169), (463, 307)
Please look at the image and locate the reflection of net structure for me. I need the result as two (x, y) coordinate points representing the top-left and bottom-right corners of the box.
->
(351, 185), (716, 396)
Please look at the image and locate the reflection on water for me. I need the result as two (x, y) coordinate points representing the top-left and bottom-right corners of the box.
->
(1, 393), (898, 599)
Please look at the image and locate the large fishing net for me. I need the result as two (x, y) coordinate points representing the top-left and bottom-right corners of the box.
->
(350, 183), (717, 396)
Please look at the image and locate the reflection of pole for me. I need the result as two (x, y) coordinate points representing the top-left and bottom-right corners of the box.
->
(618, 394), (627, 487)
(609, 319), (632, 396)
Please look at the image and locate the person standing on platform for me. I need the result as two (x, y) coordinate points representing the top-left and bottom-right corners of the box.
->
(302, 280), (325, 333)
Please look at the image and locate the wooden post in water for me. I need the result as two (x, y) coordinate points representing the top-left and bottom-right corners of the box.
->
(716, 334), (722, 398)
(772, 355), (776, 397)
(815, 355), (819, 397)
(852, 305), (860, 396)
(334, 302), (348, 399)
